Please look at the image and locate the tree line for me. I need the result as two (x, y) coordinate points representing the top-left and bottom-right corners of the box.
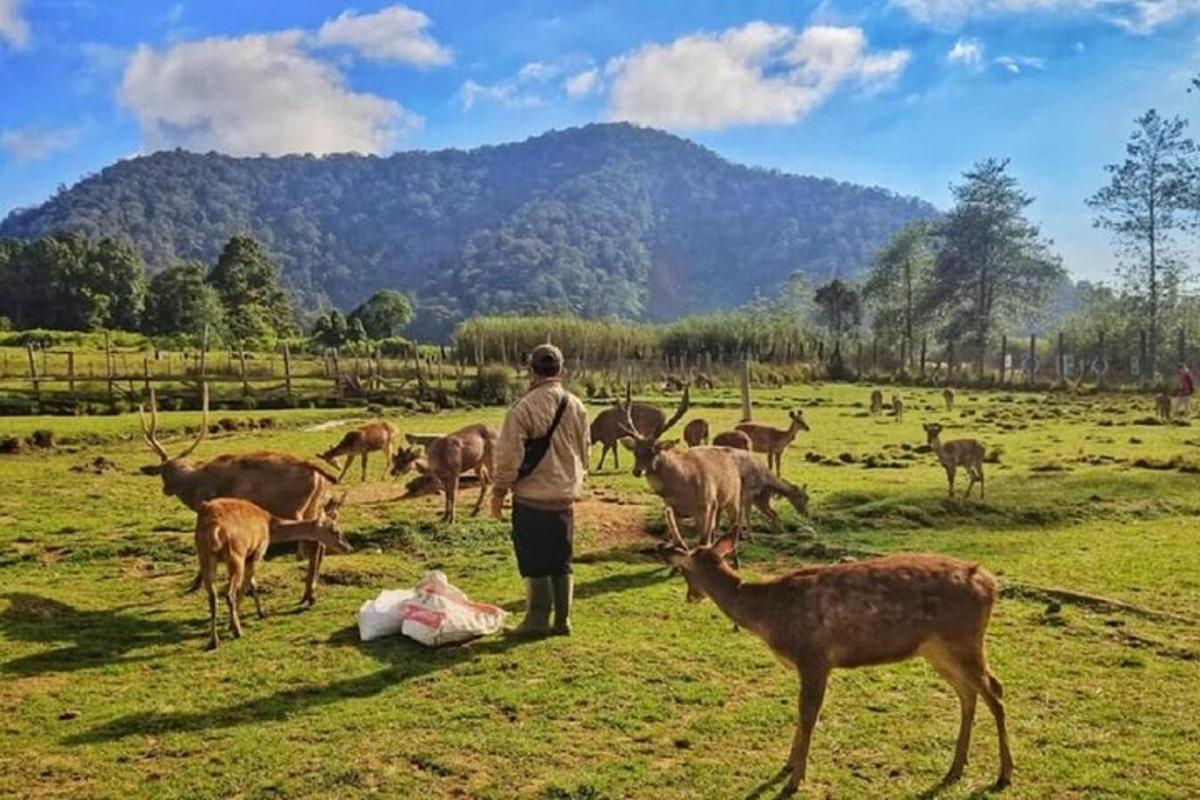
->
(0, 233), (414, 351)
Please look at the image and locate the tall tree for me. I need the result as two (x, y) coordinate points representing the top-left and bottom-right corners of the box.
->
(862, 222), (932, 367)
(143, 261), (224, 339)
(924, 159), (1064, 374)
(349, 289), (414, 340)
(207, 235), (297, 345)
(1088, 110), (1198, 376)
(813, 279), (862, 338)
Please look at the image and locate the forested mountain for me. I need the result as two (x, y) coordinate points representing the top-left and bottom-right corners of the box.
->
(1, 124), (936, 339)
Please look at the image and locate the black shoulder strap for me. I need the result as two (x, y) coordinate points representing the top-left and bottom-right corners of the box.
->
(544, 394), (570, 439)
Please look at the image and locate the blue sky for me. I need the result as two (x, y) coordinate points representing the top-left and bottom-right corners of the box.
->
(2, 0), (1199, 282)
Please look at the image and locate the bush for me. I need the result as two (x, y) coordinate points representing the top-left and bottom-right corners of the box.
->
(464, 365), (518, 405)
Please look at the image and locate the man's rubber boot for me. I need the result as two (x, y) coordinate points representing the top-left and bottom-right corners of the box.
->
(506, 577), (552, 637)
(550, 574), (573, 636)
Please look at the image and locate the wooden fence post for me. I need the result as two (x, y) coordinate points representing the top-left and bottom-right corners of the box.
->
(999, 334), (1008, 384)
(67, 351), (76, 394)
(25, 343), (40, 401)
(199, 324), (209, 381)
(238, 350), (248, 393)
(947, 340), (956, 383)
(1139, 329), (1148, 386)
(332, 347), (341, 398)
(104, 331), (114, 405)
(1028, 334), (1037, 386)
(919, 336), (927, 379)
(143, 355), (151, 393)
(1057, 331), (1065, 383)
(740, 359), (752, 422)
(282, 343), (293, 395)
(1097, 330), (1106, 389)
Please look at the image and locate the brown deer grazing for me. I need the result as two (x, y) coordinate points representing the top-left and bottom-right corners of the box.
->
(391, 424), (497, 522)
(712, 429), (752, 450)
(923, 423), (986, 499)
(194, 497), (351, 649)
(892, 394), (904, 422)
(139, 386), (341, 607)
(618, 387), (744, 547)
(870, 389), (884, 415)
(658, 536), (1013, 791)
(728, 450), (809, 536)
(317, 420), (399, 482)
(1156, 393), (1173, 421)
(590, 402), (666, 470)
(683, 418), (710, 447)
(943, 387), (956, 411)
(735, 410), (810, 474)
(694, 372), (715, 390)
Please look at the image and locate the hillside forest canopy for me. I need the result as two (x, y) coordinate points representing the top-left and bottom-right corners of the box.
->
(0, 109), (1198, 373)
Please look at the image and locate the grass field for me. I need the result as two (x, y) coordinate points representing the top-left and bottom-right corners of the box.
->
(1, 383), (1198, 799)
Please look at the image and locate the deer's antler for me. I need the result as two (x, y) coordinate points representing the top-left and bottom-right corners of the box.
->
(616, 383), (644, 440)
(175, 382), (209, 460)
(655, 384), (690, 439)
(138, 387), (170, 462)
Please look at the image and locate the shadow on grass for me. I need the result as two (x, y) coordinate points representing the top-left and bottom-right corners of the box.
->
(494, 567), (673, 613)
(62, 633), (527, 746)
(0, 592), (195, 676)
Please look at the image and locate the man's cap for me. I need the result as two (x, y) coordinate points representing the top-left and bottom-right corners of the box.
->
(530, 343), (564, 374)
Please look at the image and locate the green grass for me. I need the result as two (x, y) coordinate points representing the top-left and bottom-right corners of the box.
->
(1, 384), (1198, 799)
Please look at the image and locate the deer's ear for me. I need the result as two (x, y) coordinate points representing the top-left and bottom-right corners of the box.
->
(619, 437), (636, 451)
(711, 534), (738, 559)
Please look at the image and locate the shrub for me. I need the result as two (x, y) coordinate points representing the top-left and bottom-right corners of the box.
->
(464, 365), (518, 405)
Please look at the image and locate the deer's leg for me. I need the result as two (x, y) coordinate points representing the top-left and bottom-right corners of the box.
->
(924, 644), (977, 782)
(226, 557), (246, 639)
(756, 491), (781, 535)
(977, 465), (985, 500)
(244, 554), (265, 620)
(784, 665), (829, 790)
(300, 541), (324, 608)
(360, 452), (369, 483)
(337, 458), (352, 483)
(612, 443), (619, 470)
(444, 473), (459, 523)
(382, 443), (394, 480)
(471, 467), (488, 516)
(203, 561), (219, 650)
(973, 665), (1013, 787)
(945, 465), (956, 497)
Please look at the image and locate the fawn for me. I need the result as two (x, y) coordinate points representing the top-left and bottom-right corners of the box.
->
(924, 422), (985, 499)
(943, 387), (956, 411)
(658, 535), (1012, 792)
(317, 420), (399, 482)
(391, 423), (497, 522)
(683, 418), (710, 447)
(194, 497), (351, 649)
(892, 394), (904, 421)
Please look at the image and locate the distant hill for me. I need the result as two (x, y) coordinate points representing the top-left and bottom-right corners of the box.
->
(1, 123), (937, 339)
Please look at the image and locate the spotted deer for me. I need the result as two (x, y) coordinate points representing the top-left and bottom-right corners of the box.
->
(923, 423), (985, 499)
(194, 497), (351, 649)
(735, 410), (810, 474)
(317, 420), (399, 482)
(658, 536), (1012, 792)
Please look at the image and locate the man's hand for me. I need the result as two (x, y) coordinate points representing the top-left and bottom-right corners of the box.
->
(490, 488), (508, 519)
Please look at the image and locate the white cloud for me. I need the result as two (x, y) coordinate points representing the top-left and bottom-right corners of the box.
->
(460, 56), (592, 109)
(315, 4), (451, 65)
(892, 0), (1200, 34)
(947, 36), (985, 68)
(564, 67), (601, 97)
(0, 125), (82, 163)
(604, 23), (910, 130)
(459, 78), (544, 110)
(119, 32), (420, 156)
(994, 54), (1046, 73)
(0, 0), (30, 49)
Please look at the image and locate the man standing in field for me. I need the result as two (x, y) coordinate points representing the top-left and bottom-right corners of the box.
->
(491, 344), (589, 637)
(1178, 363), (1194, 417)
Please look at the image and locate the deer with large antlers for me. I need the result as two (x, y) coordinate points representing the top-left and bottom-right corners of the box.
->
(617, 386), (745, 548)
(391, 423), (497, 522)
(139, 385), (341, 607)
(658, 536), (1012, 792)
(589, 402), (666, 470)
(923, 422), (986, 499)
(317, 420), (399, 482)
(194, 497), (351, 649)
(735, 410), (809, 475)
